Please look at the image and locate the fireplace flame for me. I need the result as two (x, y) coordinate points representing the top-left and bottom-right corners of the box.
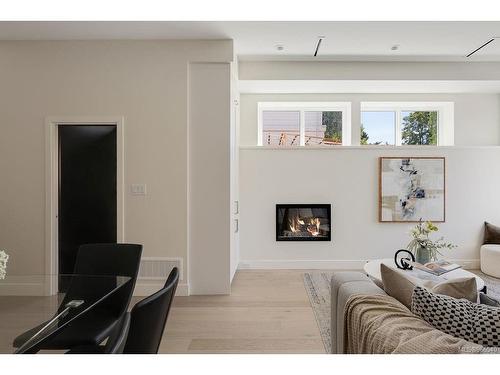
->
(289, 215), (304, 233)
(288, 214), (321, 236)
(306, 218), (321, 236)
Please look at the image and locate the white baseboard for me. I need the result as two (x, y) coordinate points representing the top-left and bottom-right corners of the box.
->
(0, 276), (46, 296)
(238, 259), (366, 270)
(133, 281), (189, 297)
(238, 258), (481, 271)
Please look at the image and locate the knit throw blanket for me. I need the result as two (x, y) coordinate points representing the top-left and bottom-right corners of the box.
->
(343, 294), (485, 354)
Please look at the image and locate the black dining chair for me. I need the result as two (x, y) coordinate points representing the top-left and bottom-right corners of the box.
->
(13, 243), (142, 350)
(103, 312), (131, 354)
(64, 267), (179, 354)
(124, 267), (179, 354)
(66, 312), (131, 354)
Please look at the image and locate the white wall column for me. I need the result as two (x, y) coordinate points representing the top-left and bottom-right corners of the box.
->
(188, 62), (232, 295)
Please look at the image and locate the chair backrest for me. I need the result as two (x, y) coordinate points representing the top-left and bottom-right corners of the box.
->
(104, 312), (131, 354)
(123, 267), (179, 354)
(73, 243), (142, 278)
(63, 243), (142, 316)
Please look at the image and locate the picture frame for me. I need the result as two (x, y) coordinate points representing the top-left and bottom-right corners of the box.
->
(379, 157), (445, 223)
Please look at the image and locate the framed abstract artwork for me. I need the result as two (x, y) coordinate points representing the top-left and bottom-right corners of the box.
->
(379, 157), (445, 222)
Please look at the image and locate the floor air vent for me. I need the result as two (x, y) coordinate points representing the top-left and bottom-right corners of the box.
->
(138, 257), (183, 281)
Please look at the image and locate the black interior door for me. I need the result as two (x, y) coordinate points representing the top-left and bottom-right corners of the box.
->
(58, 125), (117, 292)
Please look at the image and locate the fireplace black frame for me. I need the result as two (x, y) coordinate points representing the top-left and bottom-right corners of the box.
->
(276, 204), (331, 241)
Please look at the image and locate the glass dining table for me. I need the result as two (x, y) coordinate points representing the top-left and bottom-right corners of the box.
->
(0, 274), (131, 354)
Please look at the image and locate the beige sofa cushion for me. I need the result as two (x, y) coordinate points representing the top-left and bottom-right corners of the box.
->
(380, 263), (477, 309)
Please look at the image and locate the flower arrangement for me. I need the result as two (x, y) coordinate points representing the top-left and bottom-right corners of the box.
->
(0, 250), (9, 280)
(407, 220), (455, 264)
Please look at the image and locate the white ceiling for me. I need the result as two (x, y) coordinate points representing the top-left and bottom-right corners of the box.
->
(1, 21), (500, 61)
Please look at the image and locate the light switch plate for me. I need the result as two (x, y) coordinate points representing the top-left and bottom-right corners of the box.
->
(131, 184), (147, 196)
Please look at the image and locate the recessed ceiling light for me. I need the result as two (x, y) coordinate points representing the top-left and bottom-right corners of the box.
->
(275, 44), (285, 51)
(391, 44), (400, 51)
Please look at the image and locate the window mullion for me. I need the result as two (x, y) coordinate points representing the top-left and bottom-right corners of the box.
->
(299, 110), (305, 146)
(395, 110), (402, 146)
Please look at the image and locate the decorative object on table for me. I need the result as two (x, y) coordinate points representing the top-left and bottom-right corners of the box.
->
(394, 249), (415, 270)
(0, 250), (9, 280)
(484, 221), (500, 244)
(411, 259), (461, 276)
(406, 220), (455, 264)
(379, 157), (445, 222)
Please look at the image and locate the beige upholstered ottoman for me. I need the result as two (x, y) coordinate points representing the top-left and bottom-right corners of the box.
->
(480, 244), (500, 278)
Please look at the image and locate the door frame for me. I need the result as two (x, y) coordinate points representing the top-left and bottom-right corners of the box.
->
(44, 116), (125, 295)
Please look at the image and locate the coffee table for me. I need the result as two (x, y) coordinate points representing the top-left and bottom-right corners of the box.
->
(364, 258), (486, 293)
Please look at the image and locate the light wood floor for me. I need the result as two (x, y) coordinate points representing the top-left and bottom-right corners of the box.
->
(0, 270), (325, 354)
(161, 270), (324, 353)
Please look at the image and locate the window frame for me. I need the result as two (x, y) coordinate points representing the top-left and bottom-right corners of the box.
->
(257, 102), (352, 147)
(360, 102), (454, 146)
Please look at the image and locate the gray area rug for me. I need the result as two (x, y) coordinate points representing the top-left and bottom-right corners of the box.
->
(303, 270), (500, 354)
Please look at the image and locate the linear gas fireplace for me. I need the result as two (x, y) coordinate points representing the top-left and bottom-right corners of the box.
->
(276, 204), (331, 241)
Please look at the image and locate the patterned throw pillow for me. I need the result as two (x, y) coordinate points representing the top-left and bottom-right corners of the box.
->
(411, 286), (500, 347)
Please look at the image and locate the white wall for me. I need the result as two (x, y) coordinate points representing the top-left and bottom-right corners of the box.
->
(0, 40), (233, 295)
(239, 147), (500, 269)
(238, 89), (500, 270)
(240, 93), (500, 147)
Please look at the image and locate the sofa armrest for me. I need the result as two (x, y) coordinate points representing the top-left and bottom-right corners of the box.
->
(330, 272), (386, 353)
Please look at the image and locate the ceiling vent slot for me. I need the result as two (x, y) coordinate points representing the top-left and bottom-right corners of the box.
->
(138, 257), (183, 281)
(466, 37), (499, 57)
(314, 36), (325, 57)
